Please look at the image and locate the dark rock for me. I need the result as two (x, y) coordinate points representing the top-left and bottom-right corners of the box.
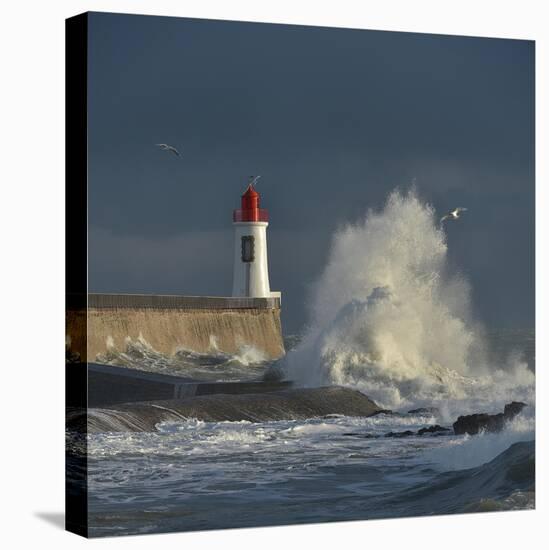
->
(385, 425), (451, 438)
(385, 430), (415, 438)
(504, 401), (527, 419)
(453, 413), (505, 435)
(408, 407), (440, 416)
(453, 402), (527, 436)
(417, 425), (451, 436)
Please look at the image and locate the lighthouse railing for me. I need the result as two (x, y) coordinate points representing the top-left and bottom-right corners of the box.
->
(233, 209), (269, 222)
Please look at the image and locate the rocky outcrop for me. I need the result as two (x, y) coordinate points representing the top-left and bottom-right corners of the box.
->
(385, 430), (415, 438)
(385, 425), (450, 438)
(408, 407), (440, 417)
(453, 401), (527, 436)
(417, 425), (451, 435)
(504, 401), (527, 418)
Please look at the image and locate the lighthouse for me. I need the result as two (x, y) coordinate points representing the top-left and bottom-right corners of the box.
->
(232, 181), (279, 299)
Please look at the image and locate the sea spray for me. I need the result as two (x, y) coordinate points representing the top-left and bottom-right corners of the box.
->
(285, 188), (534, 413)
(96, 335), (269, 382)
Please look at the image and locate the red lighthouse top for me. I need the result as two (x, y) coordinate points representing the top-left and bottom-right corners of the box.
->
(233, 184), (269, 222)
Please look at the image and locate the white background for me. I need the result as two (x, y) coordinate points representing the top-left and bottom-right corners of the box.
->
(0, 1), (547, 548)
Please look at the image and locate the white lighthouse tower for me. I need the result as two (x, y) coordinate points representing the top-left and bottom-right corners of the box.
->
(232, 181), (279, 299)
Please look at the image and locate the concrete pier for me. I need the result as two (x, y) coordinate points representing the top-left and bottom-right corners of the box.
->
(68, 363), (292, 407)
(67, 386), (382, 432)
(66, 293), (285, 363)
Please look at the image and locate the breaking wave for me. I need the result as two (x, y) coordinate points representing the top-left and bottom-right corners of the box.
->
(96, 334), (269, 382)
(423, 409), (535, 470)
(285, 188), (534, 414)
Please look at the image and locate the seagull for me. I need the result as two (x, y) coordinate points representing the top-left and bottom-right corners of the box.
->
(248, 175), (261, 187)
(440, 207), (468, 224)
(156, 143), (181, 157)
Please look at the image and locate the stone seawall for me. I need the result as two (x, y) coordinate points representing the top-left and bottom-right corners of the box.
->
(68, 387), (382, 432)
(66, 294), (285, 362)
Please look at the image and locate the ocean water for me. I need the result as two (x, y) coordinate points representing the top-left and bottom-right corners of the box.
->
(79, 190), (535, 536)
(95, 337), (271, 382)
(79, 328), (535, 537)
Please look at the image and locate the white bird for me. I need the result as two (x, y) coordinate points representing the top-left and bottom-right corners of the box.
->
(248, 175), (261, 187)
(156, 143), (181, 157)
(441, 207), (468, 224)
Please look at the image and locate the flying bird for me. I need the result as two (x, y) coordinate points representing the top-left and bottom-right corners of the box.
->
(440, 207), (468, 224)
(156, 143), (181, 157)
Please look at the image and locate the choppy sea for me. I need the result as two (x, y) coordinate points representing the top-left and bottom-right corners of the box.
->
(72, 329), (535, 537)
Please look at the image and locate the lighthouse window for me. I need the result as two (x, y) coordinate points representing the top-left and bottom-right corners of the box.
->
(241, 236), (255, 262)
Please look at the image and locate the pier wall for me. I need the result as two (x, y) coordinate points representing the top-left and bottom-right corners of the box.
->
(66, 294), (285, 362)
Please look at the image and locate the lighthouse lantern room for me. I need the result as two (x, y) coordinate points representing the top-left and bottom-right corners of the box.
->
(232, 182), (279, 299)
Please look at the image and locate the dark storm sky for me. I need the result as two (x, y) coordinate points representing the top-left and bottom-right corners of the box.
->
(87, 12), (535, 333)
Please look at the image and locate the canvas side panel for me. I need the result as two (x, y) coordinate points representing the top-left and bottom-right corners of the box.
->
(65, 12), (89, 539)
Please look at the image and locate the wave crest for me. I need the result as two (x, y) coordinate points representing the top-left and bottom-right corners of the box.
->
(285, 188), (534, 412)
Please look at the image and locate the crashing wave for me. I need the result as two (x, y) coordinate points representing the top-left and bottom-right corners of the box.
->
(96, 334), (269, 382)
(285, 188), (534, 413)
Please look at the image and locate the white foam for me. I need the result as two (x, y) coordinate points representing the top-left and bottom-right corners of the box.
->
(284, 188), (535, 414)
(422, 411), (535, 471)
(233, 344), (268, 366)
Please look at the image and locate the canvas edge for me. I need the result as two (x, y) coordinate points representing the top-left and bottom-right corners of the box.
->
(65, 11), (89, 539)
